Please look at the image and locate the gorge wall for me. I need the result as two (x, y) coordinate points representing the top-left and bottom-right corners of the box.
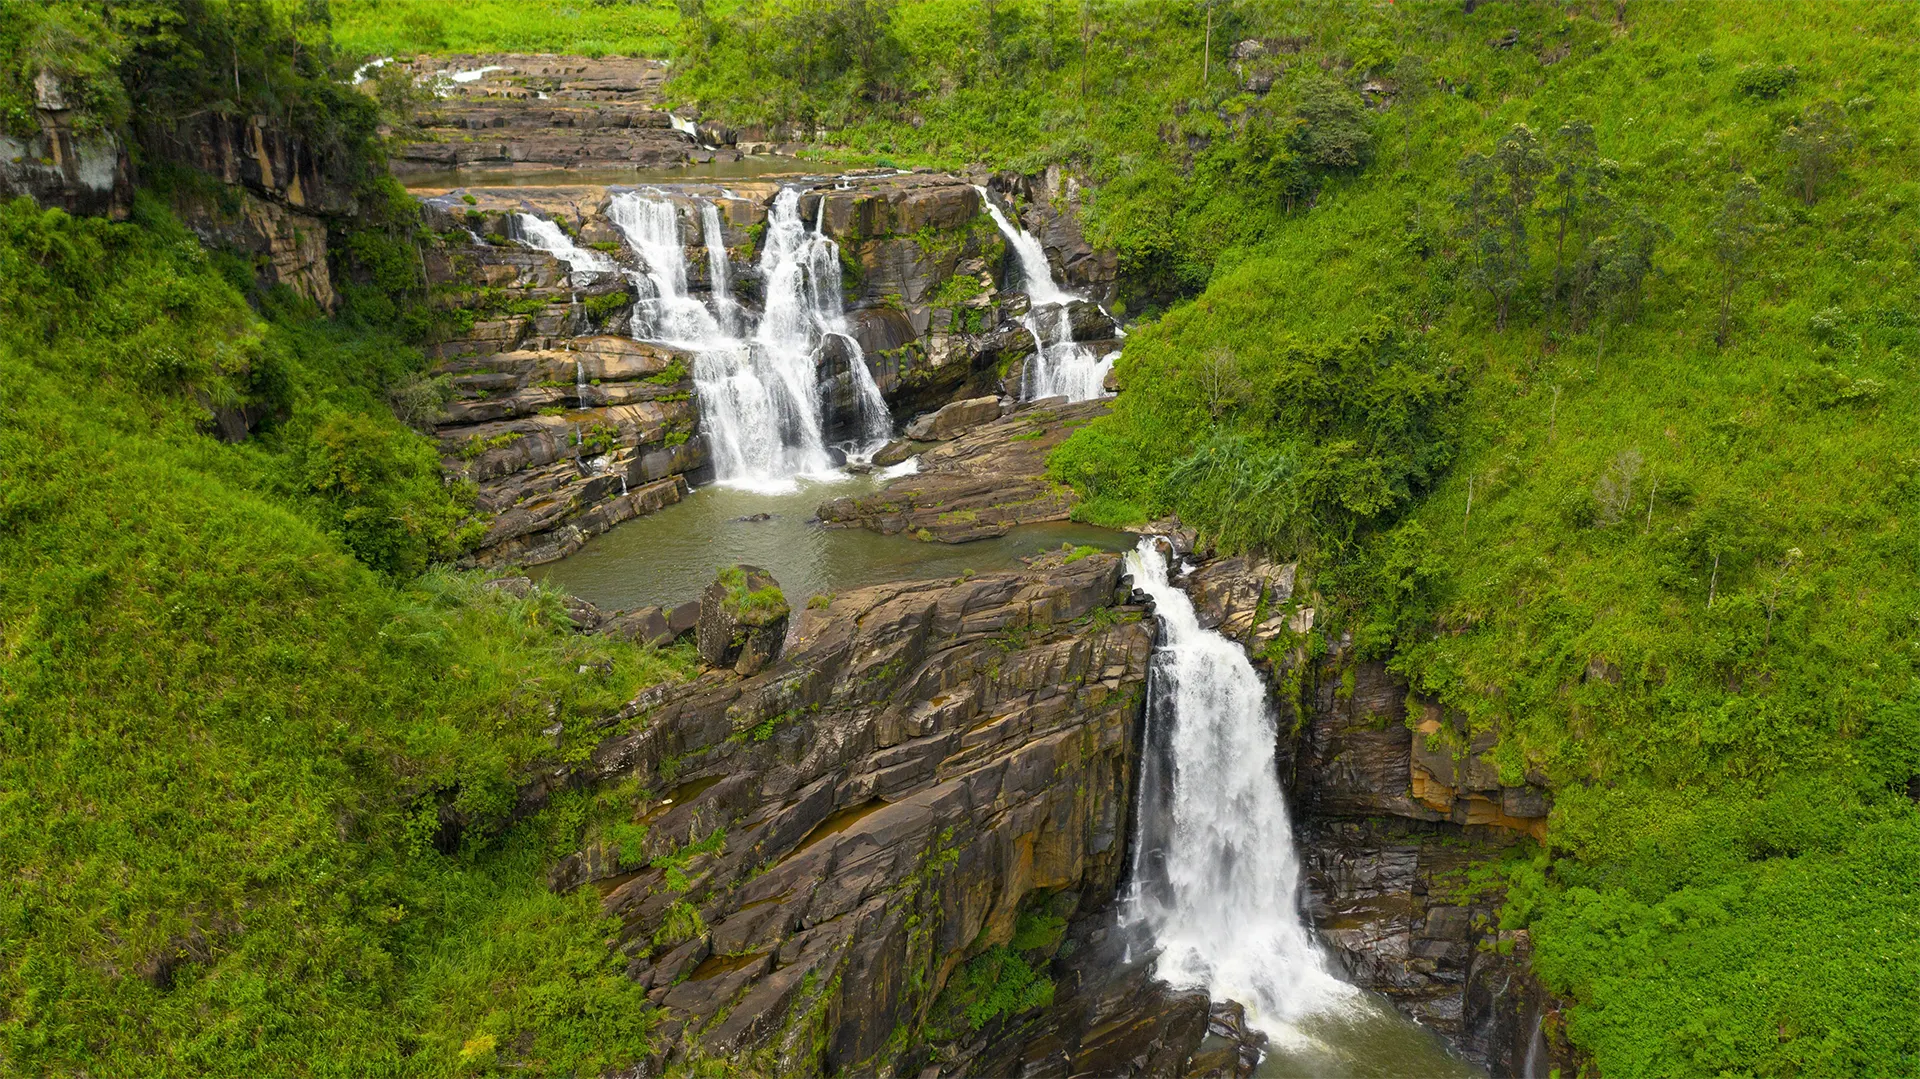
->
(525, 549), (1152, 1074)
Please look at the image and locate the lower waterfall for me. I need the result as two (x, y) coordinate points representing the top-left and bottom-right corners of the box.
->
(1122, 537), (1354, 1035)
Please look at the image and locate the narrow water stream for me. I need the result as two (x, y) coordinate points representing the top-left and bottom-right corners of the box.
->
(1124, 538), (1485, 1079)
(531, 472), (1130, 611)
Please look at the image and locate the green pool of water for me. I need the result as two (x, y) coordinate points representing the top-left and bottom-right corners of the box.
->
(1250, 993), (1488, 1078)
(531, 471), (1132, 612)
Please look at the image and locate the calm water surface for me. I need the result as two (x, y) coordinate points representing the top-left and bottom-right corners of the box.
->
(1250, 993), (1488, 1078)
(531, 469), (1131, 611)
(399, 157), (861, 192)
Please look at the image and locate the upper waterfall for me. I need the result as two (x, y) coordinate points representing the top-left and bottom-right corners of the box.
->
(589, 187), (892, 491)
(974, 186), (1115, 402)
(1122, 537), (1355, 1037)
(607, 192), (723, 346)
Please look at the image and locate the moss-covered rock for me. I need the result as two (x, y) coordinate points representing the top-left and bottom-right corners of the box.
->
(697, 564), (790, 674)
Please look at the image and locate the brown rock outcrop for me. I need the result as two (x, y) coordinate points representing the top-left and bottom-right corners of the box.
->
(536, 550), (1152, 1074)
(386, 55), (695, 175)
(817, 397), (1106, 543)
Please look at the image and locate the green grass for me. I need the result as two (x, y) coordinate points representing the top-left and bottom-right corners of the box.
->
(0, 194), (694, 1075)
(331, 0), (707, 59)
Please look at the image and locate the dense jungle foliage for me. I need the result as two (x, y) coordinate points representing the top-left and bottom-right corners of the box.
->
(5, 0), (1919, 1075)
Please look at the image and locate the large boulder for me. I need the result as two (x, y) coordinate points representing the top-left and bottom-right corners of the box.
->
(902, 395), (1002, 441)
(695, 565), (790, 675)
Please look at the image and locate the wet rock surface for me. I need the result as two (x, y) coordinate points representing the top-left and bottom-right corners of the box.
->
(534, 550), (1153, 1074)
(817, 397), (1107, 543)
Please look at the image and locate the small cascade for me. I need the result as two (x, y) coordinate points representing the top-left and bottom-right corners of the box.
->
(1122, 537), (1354, 1037)
(515, 214), (614, 287)
(974, 186), (1114, 402)
(607, 192), (723, 345)
(700, 202), (741, 337)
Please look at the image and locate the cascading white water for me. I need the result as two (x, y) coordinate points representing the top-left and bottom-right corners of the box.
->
(606, 192), (723, 345)
(515, 214), (615, 287)
(1123, 536), (1355, 1038)
(700, 202), (742, 338)
(974, 186), (1114, 402)
(593, 187), (892, 489)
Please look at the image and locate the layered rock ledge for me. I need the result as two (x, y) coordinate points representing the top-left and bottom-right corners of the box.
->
(533, 550), (1153, 1073)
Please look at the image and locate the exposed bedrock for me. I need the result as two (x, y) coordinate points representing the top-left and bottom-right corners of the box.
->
(383, 54), (697, 174)
(818, 397), (1107, 543)
(527, 550), (1153, 1074)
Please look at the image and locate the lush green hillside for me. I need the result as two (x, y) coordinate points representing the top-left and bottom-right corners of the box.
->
(0, 6), (694, 1073)
(8, 0), (1920, 1074)
(676, 1), (1920, 1074)
(0, 197), (693, 1078)
(331, 0), (698, 59)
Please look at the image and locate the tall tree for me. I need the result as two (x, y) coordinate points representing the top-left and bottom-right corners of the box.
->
(1777, 100), (1856, 206)
(1712, 175), (1770, 347)
(1545, 119), (1616, 328)
(1453, 124), (1548, 330)
(1582, 208), (1669, 364)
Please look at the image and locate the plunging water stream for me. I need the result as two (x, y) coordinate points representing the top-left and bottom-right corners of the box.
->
(562, 186), (895, 489)
(974, 187), (1115, 402)
(515, 213), (616, 287)
(1124, 538), (1353, 1025)
(1124, 538), (1484, 1076)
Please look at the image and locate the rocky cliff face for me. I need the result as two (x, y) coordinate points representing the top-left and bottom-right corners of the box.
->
(385, 54), (696, 175)
(0, 71), (134, 220)
(529, 550), (1152, 1074)
(819, 396), (1107, 543)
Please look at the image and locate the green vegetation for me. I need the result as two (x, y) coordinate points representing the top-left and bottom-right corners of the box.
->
(925, 908), (1065, 1036)
(674, 1), (1920, 1073)
(7, 0), (1920, 1074)
(0, 193), (695, 1073)
(716, 566), (791, 625)
(332, 0), (698, 59)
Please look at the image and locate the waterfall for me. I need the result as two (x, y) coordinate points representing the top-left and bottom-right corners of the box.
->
(974, 186), (1114, 402)
(700, 202), (741, 337)
(515, 214), (614, 288)
(1122, 537), (1354, 1037)
(600, 187), (892, 489)
(606, 192), (722, 345)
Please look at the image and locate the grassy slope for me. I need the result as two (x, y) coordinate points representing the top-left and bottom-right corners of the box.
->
(331, 0), (699, 59)
(671, 1), (1920, 1073)
(0, 196), (693, 1075)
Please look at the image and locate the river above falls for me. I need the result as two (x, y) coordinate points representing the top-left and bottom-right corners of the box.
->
(530, 468), (1131, 611)
(398, 156), (861, 192)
